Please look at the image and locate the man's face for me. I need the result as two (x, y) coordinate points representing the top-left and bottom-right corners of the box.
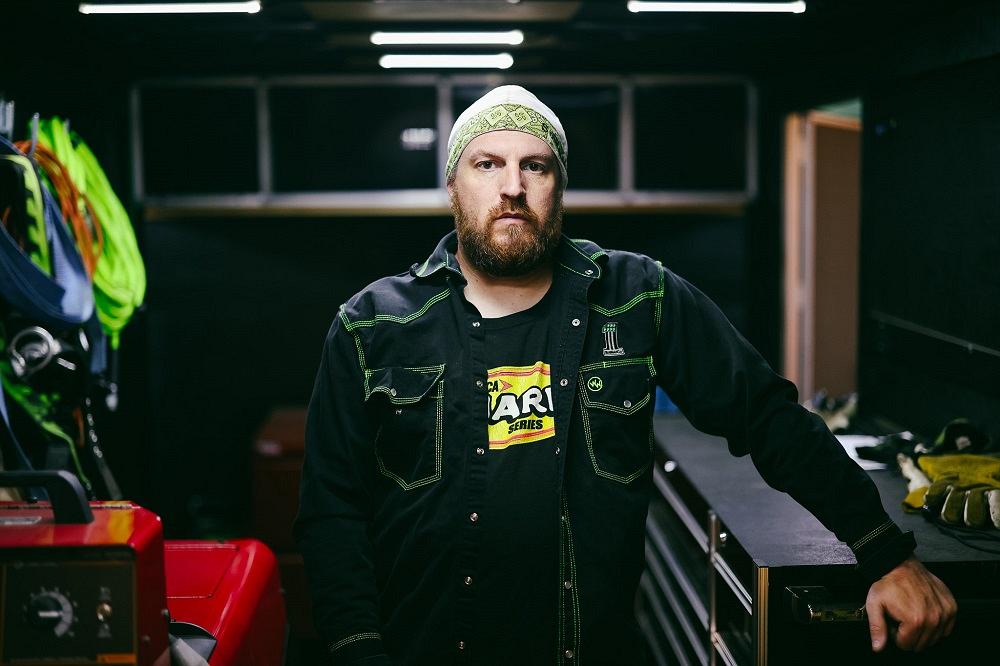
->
(448, 130), (563, 277)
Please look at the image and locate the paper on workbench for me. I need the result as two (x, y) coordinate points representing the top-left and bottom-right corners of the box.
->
(836, 435), (889, 471)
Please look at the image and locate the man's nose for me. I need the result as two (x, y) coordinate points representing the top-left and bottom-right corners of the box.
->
(499, 163), (526, 199)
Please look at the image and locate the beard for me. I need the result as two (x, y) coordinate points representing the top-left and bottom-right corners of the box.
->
(452, 192), (564, 278)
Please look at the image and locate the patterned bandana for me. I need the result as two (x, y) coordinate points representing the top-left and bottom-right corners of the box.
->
(446, 85), (568, 188)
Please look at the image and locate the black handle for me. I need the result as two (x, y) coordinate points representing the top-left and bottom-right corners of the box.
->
(785, 586), (1000, 624)
(0, 471), (94, 524)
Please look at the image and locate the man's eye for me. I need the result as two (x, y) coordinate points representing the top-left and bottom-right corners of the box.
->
(524, 162), (545, 172)
(477, 160), (495, 170)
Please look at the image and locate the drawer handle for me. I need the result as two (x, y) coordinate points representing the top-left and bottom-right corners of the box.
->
(785, 586), (865, 624)
(786, 586), (1000, 625)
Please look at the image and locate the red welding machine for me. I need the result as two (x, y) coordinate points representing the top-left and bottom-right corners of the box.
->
(0, 471), (286, 665)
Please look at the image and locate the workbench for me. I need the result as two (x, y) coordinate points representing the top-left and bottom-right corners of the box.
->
(636, 414), (999, 666)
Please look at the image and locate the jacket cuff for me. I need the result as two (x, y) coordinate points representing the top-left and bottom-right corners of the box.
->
(328, 632), (388, 665)
(850, 520), (917, 585)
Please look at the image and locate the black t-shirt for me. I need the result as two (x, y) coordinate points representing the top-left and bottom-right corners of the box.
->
(476, 275), (563, 660)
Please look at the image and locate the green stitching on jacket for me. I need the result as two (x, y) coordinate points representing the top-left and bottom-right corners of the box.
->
(364, 365), (446, 403)
(850, 519), (894, 551)
(590, 267), (664, 318)
(654, 266), (664, 335)
(342, 289), (451, 330)
(340, 309), (372, 396)
(329, 632), (381, 653)
(559, 239), (602, 279)
(579, 355), (656, 376)
(568, 238), (608, 264)
(561, 491), (582, 663)
(558, 503), (566, 663)
(577, 370), (653, 484)
(374, 378), (444, 491)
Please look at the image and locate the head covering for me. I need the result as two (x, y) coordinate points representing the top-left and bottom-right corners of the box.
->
(446, 85), (567, 188)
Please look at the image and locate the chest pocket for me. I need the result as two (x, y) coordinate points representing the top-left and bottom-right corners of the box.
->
(365, 365), (445, 491)
(578, 358), (655, 484)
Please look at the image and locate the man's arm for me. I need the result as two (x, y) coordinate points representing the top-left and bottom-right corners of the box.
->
(294, 314), (391, 665)
(652, 266), (955, 652)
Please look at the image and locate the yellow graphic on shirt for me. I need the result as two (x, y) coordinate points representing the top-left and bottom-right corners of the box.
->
(487, 361), (556, 450)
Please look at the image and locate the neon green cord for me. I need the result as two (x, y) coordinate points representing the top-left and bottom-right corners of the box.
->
(38, 118), (146, 348)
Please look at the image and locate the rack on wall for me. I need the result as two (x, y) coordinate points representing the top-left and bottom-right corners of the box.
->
(132, 74), (757, 218)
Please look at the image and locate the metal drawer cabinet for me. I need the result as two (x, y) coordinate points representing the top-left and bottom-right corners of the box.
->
(637, 453), (758, 666)
(638, 415), (1000, 666)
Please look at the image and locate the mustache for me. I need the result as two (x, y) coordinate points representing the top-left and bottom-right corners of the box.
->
(488, 198), (541, 226)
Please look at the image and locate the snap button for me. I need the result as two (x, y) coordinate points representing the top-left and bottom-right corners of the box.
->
(585, 269), (594, 275)
(476, 447), (485, 455)
(623, 400), (632, 408)
(555, 447), (560, 455)
(389, 388), (397, 396)
(571, 318), (581, 327)
(559, 378), (569, 387)
(470, 512), (479, 523)
(564, 580), (572, 590)
(458, 640), (465, 650)
(472, 321), (481, 328)
(565, 649), (575, 659)
(476, 380), (484, 388)
(464, 576), (472, 586)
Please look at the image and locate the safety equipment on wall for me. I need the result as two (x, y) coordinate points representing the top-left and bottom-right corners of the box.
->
(1, 134), (98, 488)
(7, 324), (89, 398)
(35, 117), (146, 350)
(0, 137), (95, 328)
(0, 115), (140, 501)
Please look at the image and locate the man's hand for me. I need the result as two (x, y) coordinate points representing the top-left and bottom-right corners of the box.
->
(865, 556), (957, 652)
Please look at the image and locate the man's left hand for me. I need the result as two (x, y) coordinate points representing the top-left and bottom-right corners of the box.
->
(865, 556), (957, 652)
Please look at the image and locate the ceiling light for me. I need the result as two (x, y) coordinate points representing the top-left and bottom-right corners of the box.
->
(379, 54), (514, 70)
(371, 30), (524, 46)
(627, 1), (806, 13)
(79, 1), (261, 14)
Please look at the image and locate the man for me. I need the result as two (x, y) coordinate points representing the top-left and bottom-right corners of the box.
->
(295, 85), (956, 665)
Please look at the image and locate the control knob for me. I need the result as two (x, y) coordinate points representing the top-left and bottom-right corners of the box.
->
(24, 588), (76, 637)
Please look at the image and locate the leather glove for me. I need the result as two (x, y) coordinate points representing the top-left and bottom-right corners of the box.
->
(910, 454), (1000, 528)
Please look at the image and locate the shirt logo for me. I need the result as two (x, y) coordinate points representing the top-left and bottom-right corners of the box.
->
(587, 376), (603, 392)
(602, 322), (625, 357)
(487, 361), (556, 450)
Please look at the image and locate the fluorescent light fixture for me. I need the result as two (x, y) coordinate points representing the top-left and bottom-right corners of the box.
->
(371, 30), (524, 46)
(379, 54), (514, 70)
(400, 128), (437, 151)
(79, 1), (261, 14)
(627, 1), (805, 12)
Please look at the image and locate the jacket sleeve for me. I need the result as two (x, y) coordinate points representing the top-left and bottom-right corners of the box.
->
(294, 312), (392, 664)
(653, 266), (915, 584)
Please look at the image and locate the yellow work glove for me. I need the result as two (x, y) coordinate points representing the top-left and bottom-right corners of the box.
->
(908, 455), (1000, 528)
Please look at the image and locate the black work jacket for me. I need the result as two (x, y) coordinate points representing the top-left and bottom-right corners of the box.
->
(295, 232), (912, 666)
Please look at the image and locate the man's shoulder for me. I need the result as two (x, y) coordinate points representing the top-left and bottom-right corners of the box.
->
(338, 269), (449, 330)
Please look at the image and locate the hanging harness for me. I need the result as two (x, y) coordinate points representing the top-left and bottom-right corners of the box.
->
(0, 135), (95, 489)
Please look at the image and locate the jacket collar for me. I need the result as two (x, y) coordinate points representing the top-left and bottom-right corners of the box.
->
(411, 230), (606, 282)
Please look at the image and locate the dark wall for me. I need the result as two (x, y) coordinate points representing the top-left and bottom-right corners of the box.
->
(142, 212), (753, 534)
(859, 52), (1000, 440)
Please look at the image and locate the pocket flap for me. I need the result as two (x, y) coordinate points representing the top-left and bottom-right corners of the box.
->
(365, 365), (445, 404)
(579, 360), (654, 415)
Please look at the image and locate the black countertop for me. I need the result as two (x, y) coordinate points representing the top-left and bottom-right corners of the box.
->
(653, 414), (1000, 569)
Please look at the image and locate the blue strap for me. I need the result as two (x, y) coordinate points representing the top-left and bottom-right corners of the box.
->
(0, 135), (102, 478)
(0, 136), (94, 329)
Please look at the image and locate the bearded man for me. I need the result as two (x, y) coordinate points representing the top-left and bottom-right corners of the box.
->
(295, 86), (955, 665)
